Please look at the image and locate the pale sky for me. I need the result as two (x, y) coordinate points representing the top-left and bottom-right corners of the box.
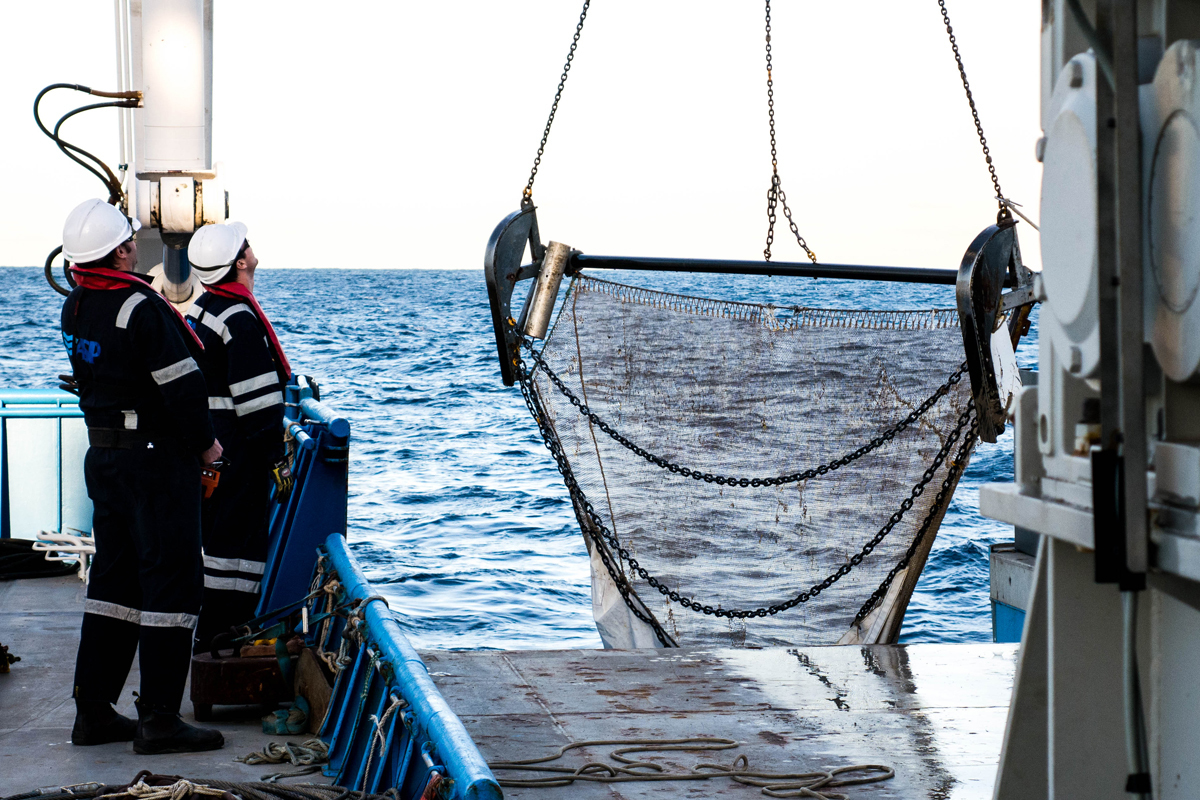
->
(1, 1), (1044, 271)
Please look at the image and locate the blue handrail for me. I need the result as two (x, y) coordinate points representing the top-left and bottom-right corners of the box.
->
(315, 534), (502, 800)
(0, 408), (84, 418)
(0, 389), (82, 417)
(0, 389), (78, 406)
(300, 397), (350, 439)
(286, 421), (316, 451)
(255, 380), (501, 797)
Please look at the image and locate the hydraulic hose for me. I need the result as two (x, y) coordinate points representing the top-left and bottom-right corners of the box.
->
(34, 83), (141, 296)
(33, 83), (139, 206)
(1122, 591), (1150, 799)
(52, 101), (135, 203)
(44, 245), (70, 297)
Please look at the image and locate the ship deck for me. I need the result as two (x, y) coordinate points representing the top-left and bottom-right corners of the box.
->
(426, 642), (1017, 798)
(2, 575), (1019, 800)
(0, 575), (313, 795)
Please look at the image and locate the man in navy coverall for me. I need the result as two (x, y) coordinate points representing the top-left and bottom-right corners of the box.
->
(185, 221), (292, 654)
(61, 198), (224, 754)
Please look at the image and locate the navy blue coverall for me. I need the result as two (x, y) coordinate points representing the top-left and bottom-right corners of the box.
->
(63, 270), (214, 713)
(186, 289), (287, 651)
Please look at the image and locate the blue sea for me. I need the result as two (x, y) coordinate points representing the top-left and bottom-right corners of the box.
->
(0, 266), (1036, 650)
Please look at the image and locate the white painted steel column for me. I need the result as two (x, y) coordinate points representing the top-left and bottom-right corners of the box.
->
(1045, 538), (1126, 798)
(993, 536), (1048, 800)
(1149, 587), (1200, 799)
(136, 0), (212, 178)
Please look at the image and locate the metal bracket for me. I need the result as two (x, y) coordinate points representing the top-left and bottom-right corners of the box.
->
(484, 207), (546, 386)
(957, 221), (1037, 444)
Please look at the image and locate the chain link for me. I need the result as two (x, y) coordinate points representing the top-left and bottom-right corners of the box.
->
(517, 352), (676, 646)
(937, 0), (1008, 221)
(854, 413), (978, 624)
(763, 0), (817, 264)
(522, 1), (592, 208)
(526, 340), (966, 488)
(516, 333), (977, 624)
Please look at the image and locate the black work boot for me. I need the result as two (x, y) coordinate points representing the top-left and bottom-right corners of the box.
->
(71, 700), (137, 746)
(133, 699), (224, 755)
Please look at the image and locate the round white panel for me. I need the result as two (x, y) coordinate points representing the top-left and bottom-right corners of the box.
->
(1148, 40), (1200, 382)
(1040, 53), (1101, 378)
(1042, 112), (1097, 327)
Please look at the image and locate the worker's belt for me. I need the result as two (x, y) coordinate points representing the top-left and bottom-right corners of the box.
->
(87, 427), (152, 449)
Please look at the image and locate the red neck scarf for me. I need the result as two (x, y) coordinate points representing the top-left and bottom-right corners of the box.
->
(205, 282), (291, 379)
(69, 266), (204, 350)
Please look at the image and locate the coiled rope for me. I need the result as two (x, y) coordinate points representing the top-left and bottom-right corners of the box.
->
(95, 780), (226, 800)
(1, 776), (390, 800)
(489, 737), (894, 798)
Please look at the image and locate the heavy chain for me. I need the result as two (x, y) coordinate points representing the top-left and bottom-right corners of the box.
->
(937, 0), (1008, 221)
(763, 0), (817, 263)
(854, 411), (978, 624)
(516, 342), (976, 624)
(522, 0), (592, 208)
(526, 339), (966, 488)
(517, 356), (676, 646)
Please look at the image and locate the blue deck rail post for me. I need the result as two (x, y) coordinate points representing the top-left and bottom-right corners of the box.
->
(259, 377), (351, 612)
(314, 534), (502, 800)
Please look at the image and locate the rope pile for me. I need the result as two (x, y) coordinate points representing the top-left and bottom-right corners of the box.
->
(236, 739), (330, 767)
(96, 779), (228, 800)
(235, 738), (331, 783)
(0, 774), (396, 800)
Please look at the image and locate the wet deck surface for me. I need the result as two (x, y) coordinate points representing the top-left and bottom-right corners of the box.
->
(0, 576), (316, 795)
(2, 575), (1018, 799)
(424, 643), (1017, 799)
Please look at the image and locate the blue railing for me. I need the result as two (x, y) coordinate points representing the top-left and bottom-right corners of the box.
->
(256, 380), (498, 798)
(313, 534), (502, 800)
(259, 377), (350, 613)
(0, 389), (89, 540)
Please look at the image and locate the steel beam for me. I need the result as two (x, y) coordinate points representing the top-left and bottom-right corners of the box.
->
(1112, 0), (1147, 575)
(1093, 0), (1147, 584)
(570, 254), (963, 285)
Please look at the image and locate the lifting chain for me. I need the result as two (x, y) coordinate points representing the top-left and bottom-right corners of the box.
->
(763, 0), (817, 264)
(525, 340), (966, 488)
(522, 1), (592, 208)
(518, 359), (676, 647)
(937, 0), (1010, 222)
(854, 412), (978, 625)
(516, 339), (977, 626)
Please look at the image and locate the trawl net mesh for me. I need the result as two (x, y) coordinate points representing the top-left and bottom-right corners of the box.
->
(531, 274), (973, 648)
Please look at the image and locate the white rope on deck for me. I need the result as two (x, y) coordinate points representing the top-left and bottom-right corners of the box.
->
(96, 779), (226, 800)
(488, 737), (895, 799)
(236, 738), (329, 767)
(34, 529), (95, 581)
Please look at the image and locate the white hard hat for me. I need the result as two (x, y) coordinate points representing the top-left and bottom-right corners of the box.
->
(62, 199), (141, 263)
(189, 221), (249, 285)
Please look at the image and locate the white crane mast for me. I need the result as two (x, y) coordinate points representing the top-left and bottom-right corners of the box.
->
(116, 0), (226, 307)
